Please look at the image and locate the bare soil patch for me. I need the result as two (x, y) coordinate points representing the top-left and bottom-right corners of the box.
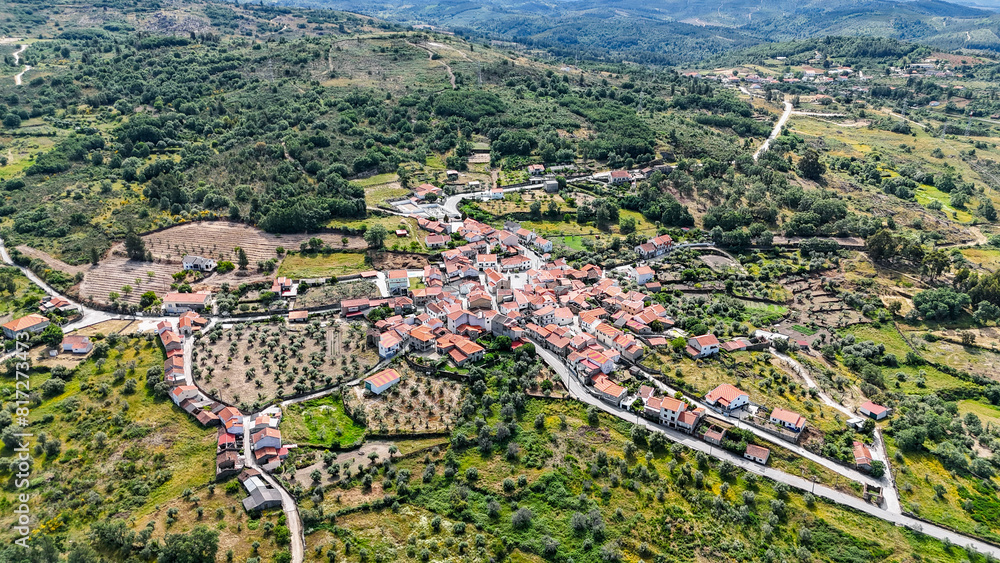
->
(295, 281), (380, 309)
(15, 245), (89, 275)
(78, 256), (178, 306)
(137, 221), (366, 266)
(371, 252), (430, 270)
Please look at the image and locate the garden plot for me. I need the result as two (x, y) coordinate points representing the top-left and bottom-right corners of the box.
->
(295, 281), (380, 309)
(783, 274), (866, 330)
(78, 256), (178, 306)
(137, 221), (366, 266)
(344, 364), (464, 435)
(193, 319), (376, 410)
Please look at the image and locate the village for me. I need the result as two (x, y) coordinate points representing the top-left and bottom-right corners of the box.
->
(0, 156), (906, 535)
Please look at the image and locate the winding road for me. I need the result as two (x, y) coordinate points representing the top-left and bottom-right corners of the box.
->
(12, 44), (29, 86)
(530, 343), (1000, 557)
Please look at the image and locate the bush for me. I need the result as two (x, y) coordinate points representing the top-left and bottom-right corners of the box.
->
(511, 507), (533, 529)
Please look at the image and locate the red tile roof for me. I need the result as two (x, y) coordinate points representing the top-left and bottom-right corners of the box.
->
(365, 368), (401, 388)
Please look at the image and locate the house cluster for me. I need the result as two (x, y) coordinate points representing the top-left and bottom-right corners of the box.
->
(632, 234), (673, 260)
(38, 296), (77, 315)
(639, 385), (705, 434)
(348, 218), (720, 409)
(158, 313), (291, 511)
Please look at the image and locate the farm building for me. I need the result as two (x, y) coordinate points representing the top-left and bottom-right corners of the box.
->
(859, 401), (891, 420)
(364, 368), (402, 395)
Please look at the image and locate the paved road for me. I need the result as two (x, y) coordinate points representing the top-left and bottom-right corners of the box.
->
(768, 347), (901, 514)
(530, 343), (999, 556)
(754, 100), (793, 161)
(243, 417), (305, 563)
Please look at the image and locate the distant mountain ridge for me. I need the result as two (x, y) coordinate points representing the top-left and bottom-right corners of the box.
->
(283, 0), (1000, 63)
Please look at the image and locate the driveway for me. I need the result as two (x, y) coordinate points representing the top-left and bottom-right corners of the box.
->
(244, 417), (305, 563)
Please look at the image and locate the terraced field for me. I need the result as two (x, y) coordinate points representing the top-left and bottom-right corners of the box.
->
(138, 221), (367, 266)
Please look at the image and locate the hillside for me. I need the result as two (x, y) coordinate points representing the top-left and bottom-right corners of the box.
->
(294, 0), (1000, 63)
(7, 0), (1000, 562)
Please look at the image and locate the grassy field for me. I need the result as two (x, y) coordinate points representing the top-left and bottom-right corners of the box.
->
(665, 353), (848, 433)
(327, 216), (427, 252)
(277, 252), (368, 279)
(961, 247), (1000, 272)
(0, 337), (292, 561)
(0, 266), (47, 319)
(886, 434), (1000, 543)
(282, 394), (366, 448)
(303, 398), (963, 562)
(840, 323), (976, 394)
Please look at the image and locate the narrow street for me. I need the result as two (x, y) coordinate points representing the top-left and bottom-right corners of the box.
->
(243, 417), (305, 563)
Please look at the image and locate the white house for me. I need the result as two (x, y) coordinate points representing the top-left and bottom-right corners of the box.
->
(182, 255), (217, 272)
(634, 265), (654, 285)
(163, 292), (211, 315)
(705, 383), (749, 413)
(610, 170), (631, 185)
(61, 335), (93, 354)
(364, 368), (401, 395)
(769, 408), (806, 431)
(386, 270), (410, 294)
(686, 334), (720, 358)
(378, 332), (403, 359)
(744, 444), (770, 465)
(2, 314), (49, 339)
(170, 385), (199, 406)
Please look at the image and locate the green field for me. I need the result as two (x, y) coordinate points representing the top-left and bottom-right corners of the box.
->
(840, 323), (975, 394)
(277, 252), (368, 279)
(282, 394), (367, 447)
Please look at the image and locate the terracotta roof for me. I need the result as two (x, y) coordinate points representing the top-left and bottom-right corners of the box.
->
(745, 444), (770, 459)
(852, 441), (873, 465)
(770, 408), (805, 428)
(692, 334), (720, 347)
(706, 384), (747, 406)
(365, 368), (401, 388)
(2, 314), (48, 332)
(163, 292), (210, 305)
